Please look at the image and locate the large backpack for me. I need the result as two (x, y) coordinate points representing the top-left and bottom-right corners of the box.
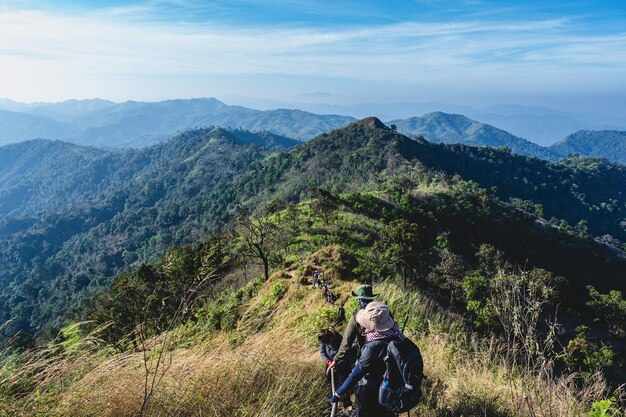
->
(378, 337), (424, 413)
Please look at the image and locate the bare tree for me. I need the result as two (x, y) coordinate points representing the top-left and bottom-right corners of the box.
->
(234, 209), (283, 281)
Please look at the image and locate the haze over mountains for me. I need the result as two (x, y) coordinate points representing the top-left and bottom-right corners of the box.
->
(0, 97), (625, 164)
(227, 97), (626, 145)
(0, 98), (355, 147)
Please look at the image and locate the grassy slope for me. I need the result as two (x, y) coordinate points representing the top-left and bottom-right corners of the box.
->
(0, 201), (609, 417)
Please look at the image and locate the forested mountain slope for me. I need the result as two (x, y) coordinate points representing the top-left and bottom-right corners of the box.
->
(0, 128), (294, 341)
(0, 118), (624, 346)
(390, 112), (562, 160)
(550, 130), (626, 164)
(1, 189), (623, 416)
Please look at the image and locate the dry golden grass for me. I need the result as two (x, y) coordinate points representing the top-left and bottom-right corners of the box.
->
(0, 257), (613, 417)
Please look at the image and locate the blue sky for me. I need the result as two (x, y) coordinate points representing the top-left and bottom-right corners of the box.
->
(0, 0), (625, 113)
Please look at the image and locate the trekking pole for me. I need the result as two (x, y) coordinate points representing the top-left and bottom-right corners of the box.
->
(330, 367), (337, 417)
(401, 316), (409, 333)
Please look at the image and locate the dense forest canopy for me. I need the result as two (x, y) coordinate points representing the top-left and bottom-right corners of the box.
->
(0, 118), (624, 346)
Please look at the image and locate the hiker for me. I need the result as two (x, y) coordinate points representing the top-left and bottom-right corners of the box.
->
(313, 270), (320, 288)
(337, 303), (346, 323)
(330, 302), (405, 417)
(321, 282), (329, 298)
(318, 328), (353, 409)
(326, 284), (379, 374)
(326, 291), (337, 304)
(313, 256), (319, 265)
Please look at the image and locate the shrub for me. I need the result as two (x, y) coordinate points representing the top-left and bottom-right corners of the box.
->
(560, 326), (615, 379)
(588, 398), (623, 417)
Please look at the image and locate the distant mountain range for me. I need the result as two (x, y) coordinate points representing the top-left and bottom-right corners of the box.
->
(0, 98), (355, 147)
(0, 98), (624, 164)
(235, 98), (626, 145)
(390, 112), (626, 164)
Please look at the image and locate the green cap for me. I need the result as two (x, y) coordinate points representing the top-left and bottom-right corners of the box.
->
(351, 284), (379, 300)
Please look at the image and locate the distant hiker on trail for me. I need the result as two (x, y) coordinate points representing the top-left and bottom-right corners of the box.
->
(318, 328), (353, 410)
(326, 291), (337, 304)
(326, 284), (379, 374)
(313, 255), (319, 265)
(313, 270), (320, 288)
(330, 302), (405, 417)
(321, 282), (329, 298)
(337, 303), (346, 323)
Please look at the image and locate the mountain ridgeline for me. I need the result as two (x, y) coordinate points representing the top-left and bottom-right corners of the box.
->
(0, 118), (624, 346)
(0, 98), (355, 147)
(391, 112), (626, 164)
(390, 111), (562, 161)
(1, 98), (625, 165)
(550, 130), (626, 163)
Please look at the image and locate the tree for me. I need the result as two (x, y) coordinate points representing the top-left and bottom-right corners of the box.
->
(234, 208), (283, 281)
(587, 286), (626, 339)
(429, 250), (466, 304)
(309, 188), (339, 225)
(377, 219), (425, 289)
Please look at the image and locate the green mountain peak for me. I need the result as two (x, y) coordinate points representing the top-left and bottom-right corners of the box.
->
(353, 116), (388, 130)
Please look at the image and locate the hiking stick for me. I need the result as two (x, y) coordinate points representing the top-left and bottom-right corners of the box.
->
(330, 367), (337, 417)
(401, 316), (409, 333)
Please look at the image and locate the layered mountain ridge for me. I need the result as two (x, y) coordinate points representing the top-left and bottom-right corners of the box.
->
(1, 98), (624, 164)
(0, 118), (624, 345)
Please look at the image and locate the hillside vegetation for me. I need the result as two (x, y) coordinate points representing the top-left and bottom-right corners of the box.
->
(0, 186), (623, 416)
(1, 118), (625, 348)
(390, 112), (561, 160)
(391, 112), (626, 164)
(550, 130), (626, 164)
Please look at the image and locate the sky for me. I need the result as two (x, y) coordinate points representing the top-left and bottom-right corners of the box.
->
(0, 0), (625, 114)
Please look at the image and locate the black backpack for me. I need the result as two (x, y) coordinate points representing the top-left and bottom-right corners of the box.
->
(378, 337), (424, 413)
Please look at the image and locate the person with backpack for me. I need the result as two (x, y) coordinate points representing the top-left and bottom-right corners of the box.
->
(326, 284), (378, 374)
(318, 328), (353, 409)
(329, 302), (424, 417)
(336, 303), (346, 323)
(329, 302), (406, 417)
(321, 282), (329, 298)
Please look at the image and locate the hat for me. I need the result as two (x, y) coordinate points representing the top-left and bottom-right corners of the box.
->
(351, 284), (379, 300)
(355, 302), (394, 332)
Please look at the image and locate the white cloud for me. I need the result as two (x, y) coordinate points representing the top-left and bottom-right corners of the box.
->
(0, 7), (624, 102)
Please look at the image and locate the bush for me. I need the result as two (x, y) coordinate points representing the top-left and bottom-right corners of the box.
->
(560, 326), (615, 379)
(588, 398), (623, 417)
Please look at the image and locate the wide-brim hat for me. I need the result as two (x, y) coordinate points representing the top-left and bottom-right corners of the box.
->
(355, 301), (394, 332)
(351, 284), (379, 300)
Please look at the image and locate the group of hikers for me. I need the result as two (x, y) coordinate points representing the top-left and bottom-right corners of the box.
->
(316, 280), (424, 417)
(314, 269), (338, 304)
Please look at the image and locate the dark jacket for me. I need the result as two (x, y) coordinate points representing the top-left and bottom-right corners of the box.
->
(334, 337), (394, 396)
(320, 332), (342, 363)
(357, 339), (389, 391)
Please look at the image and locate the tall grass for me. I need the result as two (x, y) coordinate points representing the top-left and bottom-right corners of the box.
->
(0, 250), (620, 417)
